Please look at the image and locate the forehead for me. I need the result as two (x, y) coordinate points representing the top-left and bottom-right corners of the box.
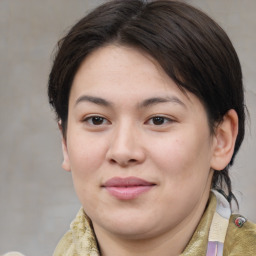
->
(73, 46), (175, 92)
(73, 45), (168, 87)
(70, 44), (203, 112)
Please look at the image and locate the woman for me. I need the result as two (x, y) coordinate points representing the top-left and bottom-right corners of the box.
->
(48, 0), (256, 255)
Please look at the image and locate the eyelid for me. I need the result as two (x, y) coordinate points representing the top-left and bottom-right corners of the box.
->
(145, 115), (175, 125)
(82, 114), (111, 126)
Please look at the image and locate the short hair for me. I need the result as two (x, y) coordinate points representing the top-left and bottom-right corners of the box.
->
(48, 0), (245, 204)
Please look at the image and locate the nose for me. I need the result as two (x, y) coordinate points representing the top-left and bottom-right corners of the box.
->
(106, 123), (146, 167)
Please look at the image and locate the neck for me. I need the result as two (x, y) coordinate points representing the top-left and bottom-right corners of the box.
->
(95, 226), (193, 256)
(93, 190), (211, 256)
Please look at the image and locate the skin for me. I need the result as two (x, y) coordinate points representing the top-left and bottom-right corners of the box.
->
(61, 45), (238, 256)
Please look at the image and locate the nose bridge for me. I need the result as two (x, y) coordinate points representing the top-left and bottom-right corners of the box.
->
(107, 118), (144, 165)
(112, 119), (138, 155)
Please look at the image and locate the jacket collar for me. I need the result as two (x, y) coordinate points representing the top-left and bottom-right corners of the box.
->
(181, 193), (216, 255)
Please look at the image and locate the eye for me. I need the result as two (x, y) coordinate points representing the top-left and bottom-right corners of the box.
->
(146, 116), (174, 126)
(84, 116), (109, 126)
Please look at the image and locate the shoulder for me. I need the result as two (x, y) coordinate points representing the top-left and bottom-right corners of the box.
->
(224, 214), (256, 255)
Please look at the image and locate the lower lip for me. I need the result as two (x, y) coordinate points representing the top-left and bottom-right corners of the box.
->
(105, 186), (153, 200)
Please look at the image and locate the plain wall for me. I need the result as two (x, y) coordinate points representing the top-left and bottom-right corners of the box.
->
(0, 0), (255, 255)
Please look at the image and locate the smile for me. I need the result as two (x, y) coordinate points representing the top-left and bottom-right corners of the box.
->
(102, 176), (156, 200)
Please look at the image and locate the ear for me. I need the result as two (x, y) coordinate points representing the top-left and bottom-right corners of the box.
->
(210, 109), (239, 171)
(58, 121), (71, 172)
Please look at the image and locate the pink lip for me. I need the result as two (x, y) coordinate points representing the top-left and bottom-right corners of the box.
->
(102, 177), (155, 200)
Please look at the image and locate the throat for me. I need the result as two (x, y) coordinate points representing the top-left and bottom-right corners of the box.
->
(93, 223), (196, 256)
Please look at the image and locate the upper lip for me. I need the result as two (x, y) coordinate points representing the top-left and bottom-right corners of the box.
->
(102, 176), (155, 187)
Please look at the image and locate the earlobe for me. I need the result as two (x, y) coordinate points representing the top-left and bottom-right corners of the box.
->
(210, 109), (239, 171)
(61, 138), (71, 172)
(58, 121), (71, 172)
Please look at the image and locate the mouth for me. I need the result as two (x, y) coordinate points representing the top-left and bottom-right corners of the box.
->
(102, 176), (156, 200)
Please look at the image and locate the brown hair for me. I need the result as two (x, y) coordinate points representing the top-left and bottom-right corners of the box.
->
(48, 0), (245, 204)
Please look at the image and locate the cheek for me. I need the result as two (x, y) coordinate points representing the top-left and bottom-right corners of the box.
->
(150, 137), (192, 171)
(67, 134), (108, 210)
(150, 133), (212, 181)
(151, 134), (213, 203)
(66, 132), (109, 193)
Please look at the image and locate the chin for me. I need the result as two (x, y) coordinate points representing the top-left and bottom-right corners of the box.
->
(107, 224), (155, 240)
(95, 210), (162, 239)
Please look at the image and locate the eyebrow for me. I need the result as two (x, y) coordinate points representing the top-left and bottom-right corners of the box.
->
(75, 95), (112, 107)
(74, 95), (186, 109)
(139, 96), (187, 109)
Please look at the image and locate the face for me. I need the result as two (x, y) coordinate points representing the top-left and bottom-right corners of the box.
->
(63, 45), (217, 240)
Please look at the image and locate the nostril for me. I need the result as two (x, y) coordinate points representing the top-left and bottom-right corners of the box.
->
(110, 159), (117, 164)
(109, 158), (137, 166)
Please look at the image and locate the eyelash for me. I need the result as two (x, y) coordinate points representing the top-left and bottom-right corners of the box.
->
(146, 116), (174, 126)
(83, 115), (174, 126)
(83, 115), (110, 126)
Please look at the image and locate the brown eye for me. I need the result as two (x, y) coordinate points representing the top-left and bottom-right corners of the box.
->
(91, 116), (104, 125)
(146, 116), (174, 126)
(152, 116), (165, 125)
(84, 116), (108, 125)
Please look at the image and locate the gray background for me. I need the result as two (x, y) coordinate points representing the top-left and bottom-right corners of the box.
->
(0, 0), (255, 255)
